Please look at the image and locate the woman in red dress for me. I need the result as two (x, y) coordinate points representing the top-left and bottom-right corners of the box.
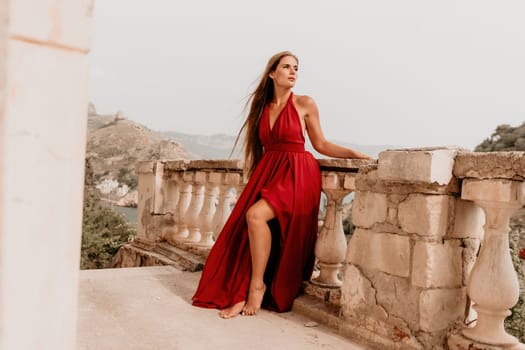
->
(192, 51), (371, 318)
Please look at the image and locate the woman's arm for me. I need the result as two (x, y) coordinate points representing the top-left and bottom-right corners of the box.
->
(298, 95), (372, 159)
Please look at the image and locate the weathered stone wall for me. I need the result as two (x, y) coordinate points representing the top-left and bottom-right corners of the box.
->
(340, 148), (483, 350)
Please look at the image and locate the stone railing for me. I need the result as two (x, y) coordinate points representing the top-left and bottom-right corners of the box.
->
(449, 152), (525, 350)
(312, 158), (373, 287)
(337, 148), (525, 350)
(113, 159), (244, 269)
(113, 158), (372, 273)
(114, 149), (525, 350)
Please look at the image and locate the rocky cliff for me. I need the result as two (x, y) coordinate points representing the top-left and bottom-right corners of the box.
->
(86, 106), (189, 206)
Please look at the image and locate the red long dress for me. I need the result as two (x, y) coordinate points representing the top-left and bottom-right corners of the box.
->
(192, 92), (321, 312)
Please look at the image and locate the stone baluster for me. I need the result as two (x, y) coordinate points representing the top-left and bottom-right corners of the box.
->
(184, 171), (206, 243)
(212, 173), (240, 240)
(172, 171), (193, 240)
(161, 172), (181, 242)
(165, 175), (181, 215)
(196, 172), (220, 246)
(151, 161), (165, 213)
(162, 160), (191, 216)
(235, 174), (247, 197)
(455, 179), (525, 349)
(312, 172), (352, 287)
(132, 161), (159, 250)
(160, 213), (177, 243)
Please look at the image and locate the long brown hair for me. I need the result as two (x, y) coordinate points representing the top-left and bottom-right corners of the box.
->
(233, 51), (298, 176)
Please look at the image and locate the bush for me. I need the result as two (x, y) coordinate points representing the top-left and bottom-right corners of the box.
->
(506, 224), (525, 342)
(342, 214), (355, 237)
(81, 159), (136, 269)
(475, 122), (525, 152)
(117, 167), (138, 189)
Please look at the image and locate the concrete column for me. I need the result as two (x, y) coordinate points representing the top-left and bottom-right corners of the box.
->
(167, 176), (180, 216)
(173, 172), (193, 239)
(196, 173), (220, 247)
(155, 161), (184, 215)
(134, 161), (158, 249)
(161, 173), (180, 242)
(0, 3), (7, 343)
(152, 161), (165, 213)
(0, 1), (93, 349)
(235, 176), (247, 196)
(212, 173), (239, 240)
(313, 172), (350, 287)
(184, 171), (206, 242)
(450, 179), (525, 350)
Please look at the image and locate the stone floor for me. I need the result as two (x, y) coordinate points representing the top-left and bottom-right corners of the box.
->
(77, 266), (363, 350)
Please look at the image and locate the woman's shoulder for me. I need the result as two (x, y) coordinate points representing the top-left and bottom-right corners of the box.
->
(293, 94), (317, 108)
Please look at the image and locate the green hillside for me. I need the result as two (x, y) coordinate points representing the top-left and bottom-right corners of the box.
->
(87, 114), (189, 187)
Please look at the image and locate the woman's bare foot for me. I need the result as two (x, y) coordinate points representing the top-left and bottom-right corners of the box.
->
(242, 283), (266, 316)
(219, 300), (246, 319)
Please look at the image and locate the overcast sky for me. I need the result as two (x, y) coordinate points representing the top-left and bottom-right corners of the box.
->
(89, 0), (525, 150)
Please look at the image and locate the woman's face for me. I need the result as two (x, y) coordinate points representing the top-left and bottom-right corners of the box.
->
(269, 55), (298, 88)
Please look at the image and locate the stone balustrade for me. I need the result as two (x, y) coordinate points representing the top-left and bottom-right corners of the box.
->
(115, 157), (373, 272)
(449, 152), (525, 350)
(114, 149), (525, 350)
(113, 159), (244, 269)
(312, 159), (371, 288)
(337, 148), (525, 350)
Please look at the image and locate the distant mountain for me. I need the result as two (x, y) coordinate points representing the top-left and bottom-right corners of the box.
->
(165, 131), (242, 159)
(86, 111), (189, 193)
(166, 131), (394, 160)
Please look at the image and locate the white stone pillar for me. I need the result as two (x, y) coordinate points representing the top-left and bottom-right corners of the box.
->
(213, 172), (240, 240)
(0, 7), (7, 341)
(0, 1), (93, 349)
(134, 161), (157, 249)
(160, 173), (180, 242)
(313, 172), (350, 287)
(184, 171), (206, 243)
(172, 172), (193, 239)
(167, 176), (181, 216)
(151, 162), (181, 216)
(196, 173), (220, 247)
(152, 161), (165, 213)
(235, 174), (247, 197)
(160, 160), (189, 216)
(459, 179), (525, 349)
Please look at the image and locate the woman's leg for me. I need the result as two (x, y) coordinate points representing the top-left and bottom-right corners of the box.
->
(243, 199), (275, 315)
(218, 198), (274, 318)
